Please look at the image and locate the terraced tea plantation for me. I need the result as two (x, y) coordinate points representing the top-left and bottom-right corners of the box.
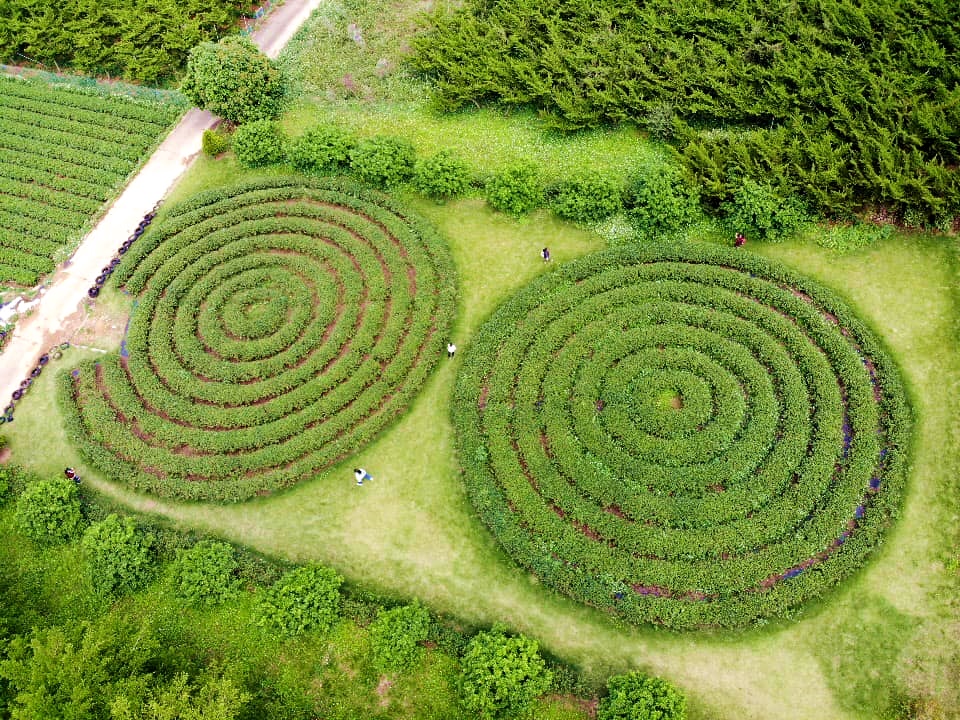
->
(60, 177), (457, 501)
(0, 74), (185, 285)
(453, 243), (910, 629)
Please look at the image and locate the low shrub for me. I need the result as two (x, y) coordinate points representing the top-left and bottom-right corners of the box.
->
(81, 514), (155, 597)
(349, 136), (416, 188)
(722, 179), (809, 241)
(202, 129), (230, 157)
(816, 222), (892, 253)
(551, 171), (623, 223)
(412, 150), (471, 200)
(598, 672), (686, 720)
(485, 163), (543, 216)
(256, 565), (343, 636)
(170, 540), (241, 606)
(232, 120), (287, 168)
(289, 125), (355, 173)
(458, 626), (553, 719)
(624, 165), (700, 235)
(370, 602), (431, 673)
(14, 478), (85, 545)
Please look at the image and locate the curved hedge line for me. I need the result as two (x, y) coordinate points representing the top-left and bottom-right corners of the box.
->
(452, 242), (910, 628)
(59, 176), (457, 502)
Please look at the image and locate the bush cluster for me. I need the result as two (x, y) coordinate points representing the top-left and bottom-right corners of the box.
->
(485, 163), (543, 216)
(624, 165), (700, 236)
(452, 241), (910, 628)
(370, 602), (431, 673)
(169, 540), (241, 606)
(59, 176), (457, 502)
(598, 672), (686, 720)
(256, 565), (343, 636)
(721, 179), (809, 242)
(232, 120), (287, 168)
(412, 150), (472, 200)
(348, 136), (417, 188)
(15, 478), (86, 546)
(202, 129), (230, 157)
(288, 125), (354, 173)
(551, 171), (623, 223)
(81, 514), (155, 597)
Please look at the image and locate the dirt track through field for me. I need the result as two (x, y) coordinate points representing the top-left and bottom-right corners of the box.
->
(0, 0), (323, 407)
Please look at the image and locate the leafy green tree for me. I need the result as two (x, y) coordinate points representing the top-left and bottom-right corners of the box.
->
(486, 163), (543, 216)
(551, 171), (622, 223)
(169, 540), (241, 607)
(624, 166), (700, 235)
(256, 565), (343, 636)
(232, 120), (287, 168)
(597, 671), (686, 720)
(81, 514), (155, 597)
(413, 150), (472, 200)
(458, 626), (553, 718)
(110, 673), (249, 720)
(289, 125), (355, 173)
(181, 37), (285, 124)
(721, 179), (809, 242)
(370, 602), (431, 673)
(14, 478), (85, 546)
(349, 136), (417, 188)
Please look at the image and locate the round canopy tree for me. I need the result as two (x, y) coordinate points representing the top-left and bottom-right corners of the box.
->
(181, 36), (285, 125)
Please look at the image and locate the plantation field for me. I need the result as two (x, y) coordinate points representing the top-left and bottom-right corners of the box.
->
(0, 73), (186, 287)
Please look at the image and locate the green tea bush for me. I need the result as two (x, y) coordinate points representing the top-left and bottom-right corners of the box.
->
(722, 179), (809, 242)
(598, 672), (686, 720)
(288, 125), (355, 173)
(370, 602), (431, 673)
(170, 540), (241, 606)
(15, 478), (85, 546)
(551, 172), (623, 223)
(181, 37), (285, 125)
(257, 565), (343, 637)
(624, 166), (700, 235)
(59, 176), (457, 501)
(81, 514), (155, 597)
(458, 626), (553, 719)
(485, 163), (543, 216)
(232, 120), (287, 168)
(202, 129), (230, 157)
(349, 136), (416, 188)
(452, 242), (910, 628)
(412, 150), (471, 200)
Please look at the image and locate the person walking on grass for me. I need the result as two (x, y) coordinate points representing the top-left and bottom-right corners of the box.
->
(541, 247), (551, 262)
(354, 468), (372, 486)
(734, 232), (746, 247)
(447, 342), (456, 358)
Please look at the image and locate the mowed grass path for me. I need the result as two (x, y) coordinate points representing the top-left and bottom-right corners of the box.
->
(8, 181), (958, 718)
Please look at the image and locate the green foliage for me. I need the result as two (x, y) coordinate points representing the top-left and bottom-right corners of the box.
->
(348, 136), (416, 188)
(485, 163), (543, 216)
(169, 540), (241, 606)
(370, 602), (432, 673)
(0, 74), (184, 287)
(0, 465), (9, 506)
(81, 514), (155, 597)
(598, 672), (686, 720)
(256, 565), (343, 637)
(232, 120), (287, 168)
(181, 37), (286, 125)
(458, 626), (553, 719)
(451, 241), (911, 628)
(14, 478), (85, 546)
(59, 176), (457, 502)
(722, 179), (809, 242)
(413, 0), (960, 224)
(202, 129), (230, 157)
(624, 166), (700, 236)
(816, 223), (892, 253)
(288, 125), (355, 173)
(109, 673), (249, 720)
(551, 172), (623, 223)
(413, 150), (472, 200)
(0, 0), (243, 83)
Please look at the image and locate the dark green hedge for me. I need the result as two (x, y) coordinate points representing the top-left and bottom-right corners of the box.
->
(59, 176), (457, 502)
(452, 241), (911, 628)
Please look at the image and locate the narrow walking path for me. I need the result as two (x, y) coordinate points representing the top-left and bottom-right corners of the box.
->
(0, 0), (322, 405)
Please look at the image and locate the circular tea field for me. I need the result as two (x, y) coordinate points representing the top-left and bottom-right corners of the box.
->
(60, 177), (457, 501)
(453, 243), (910, 628)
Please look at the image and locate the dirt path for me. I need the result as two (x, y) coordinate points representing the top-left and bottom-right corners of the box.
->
(0, 0), (322, 406)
